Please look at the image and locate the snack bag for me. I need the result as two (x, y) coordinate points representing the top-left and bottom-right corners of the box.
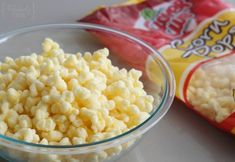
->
(79, 0), (235, 135)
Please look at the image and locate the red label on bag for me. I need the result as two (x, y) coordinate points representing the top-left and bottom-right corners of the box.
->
(135, 0), (196, 37)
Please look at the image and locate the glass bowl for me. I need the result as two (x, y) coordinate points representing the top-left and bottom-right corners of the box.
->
(0, 23), (175, 162)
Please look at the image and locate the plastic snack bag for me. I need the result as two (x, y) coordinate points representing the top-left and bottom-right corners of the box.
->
(79, 0), (235, 135)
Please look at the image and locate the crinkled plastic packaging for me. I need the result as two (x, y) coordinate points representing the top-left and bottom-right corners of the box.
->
(79, 0), (235, 135)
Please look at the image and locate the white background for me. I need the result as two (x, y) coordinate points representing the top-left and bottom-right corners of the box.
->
(0, 0), (235, 162)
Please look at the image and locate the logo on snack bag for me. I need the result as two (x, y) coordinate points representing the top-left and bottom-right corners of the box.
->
(157, 9), (235, 61)
(171, 19), (235, 58)
(134, 0), (196, 37)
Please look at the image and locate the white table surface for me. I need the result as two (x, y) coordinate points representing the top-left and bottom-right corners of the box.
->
(0, 0), (235, 162)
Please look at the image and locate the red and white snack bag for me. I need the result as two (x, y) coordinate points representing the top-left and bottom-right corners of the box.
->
(79, 0), (235, 135)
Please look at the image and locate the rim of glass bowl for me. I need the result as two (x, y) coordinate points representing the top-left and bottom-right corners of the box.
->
(0, 23), (175, 154)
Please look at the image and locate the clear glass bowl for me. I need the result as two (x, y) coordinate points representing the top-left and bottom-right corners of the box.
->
(0, 23), (175, 162)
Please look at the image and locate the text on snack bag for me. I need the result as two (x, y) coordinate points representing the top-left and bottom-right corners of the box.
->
(171, 20), (235, 58)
